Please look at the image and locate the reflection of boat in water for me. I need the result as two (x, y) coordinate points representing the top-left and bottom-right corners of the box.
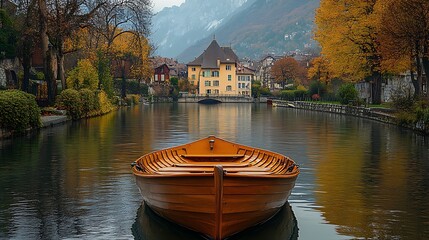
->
(132, 201), (298, 240)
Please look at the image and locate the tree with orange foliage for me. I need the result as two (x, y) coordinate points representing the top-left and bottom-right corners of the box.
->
(308, 56), (331, 84)
(315, 0), (383, 104)
(271, 57), (304, 89)
(378, 0), (429, 97)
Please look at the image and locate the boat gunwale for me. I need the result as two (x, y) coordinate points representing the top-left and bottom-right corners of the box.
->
(132, 136), (299, 179)
(132, 169), (299, 179)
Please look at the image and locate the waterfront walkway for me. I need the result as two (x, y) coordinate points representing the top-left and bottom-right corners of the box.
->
(41, 115), (69, 128)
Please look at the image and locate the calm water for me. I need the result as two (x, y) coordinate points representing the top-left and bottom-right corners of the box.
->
(1, 103), (428, 239)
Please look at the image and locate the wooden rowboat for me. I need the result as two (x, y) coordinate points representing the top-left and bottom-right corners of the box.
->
(131, 136), (299, 239)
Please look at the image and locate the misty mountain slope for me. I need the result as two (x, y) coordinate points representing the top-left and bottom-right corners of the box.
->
(177, 0), (319, 62)
(150, 0), (256, 58)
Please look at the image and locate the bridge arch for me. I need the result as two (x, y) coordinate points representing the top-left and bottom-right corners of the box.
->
(198, 98), (222, 104)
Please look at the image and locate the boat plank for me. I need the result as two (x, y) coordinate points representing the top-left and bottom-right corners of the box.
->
(158, 166), (270, 173)
(174, 162), (249, 167)
(182, 154), (245, 158)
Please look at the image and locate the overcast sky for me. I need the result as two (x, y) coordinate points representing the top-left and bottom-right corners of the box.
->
(152, 0), (185, 13)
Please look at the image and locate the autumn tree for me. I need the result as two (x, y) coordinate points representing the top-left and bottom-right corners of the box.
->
(87, 0), (152, 96)
(315, 0), (383, 104)
(47, 0), (104, 90)
(271, 57), (304, 89)
(13, 0), (39, 92)
(308, 56), (331, 84)
(378, 0), (429, 97)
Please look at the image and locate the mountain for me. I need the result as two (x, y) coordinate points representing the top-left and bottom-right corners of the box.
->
(150, 0), (255, 58)
(177, 0), (320, 62)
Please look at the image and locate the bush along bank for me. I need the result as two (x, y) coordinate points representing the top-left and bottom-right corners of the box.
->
(0, 88), (116, 139)
(56, 89), (115, 120)
(0, 90), (41, 138)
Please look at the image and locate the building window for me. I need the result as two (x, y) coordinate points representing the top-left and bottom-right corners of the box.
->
(154, 75), (158, 81)
(213, 80), (219, 86)
(161, 74), (165, 81)
(226, 85), (232, 91)
(214, 89), (219, 94)
(191, 74), (196, 80)
(205, 81), (211, 86)
(191, 81), (195, 85)
(203, 70), (211, 77)
(247, 76), (250, 81)
(192, 67), (196, 71)
(228, 75), (232, 81)
(212, 71), (219, 77)
(206, 89), (211, 94)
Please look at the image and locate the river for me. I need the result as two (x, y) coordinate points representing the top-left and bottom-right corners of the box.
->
(1, 103), (428, 239)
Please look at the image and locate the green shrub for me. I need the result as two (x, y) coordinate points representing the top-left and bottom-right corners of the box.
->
(0, 90), (41, 132)
(56, 89), (114, 119)
(97, 52), (114, 98)
(396, 111), (417, 126)
(96, 90), (115, 115)
(66, 59), (98, 90)
(79, 88), (97, 116)
(279, 90), (308, 100)
(294, 90), (308, 100)
(56, 89), (82, 119)
(125, 94), (140, 105)
(338, 83), (358, 105)
(308, 80), (327, 97)
(114, 79), (147, 95)
(280, 90), (295, 100)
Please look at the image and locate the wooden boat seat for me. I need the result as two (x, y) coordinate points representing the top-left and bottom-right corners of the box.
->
(157, 166), (269, 173)
(226, 172), (273, 175)
(174, 162), (249, 167)
(181, 154), (245, 159)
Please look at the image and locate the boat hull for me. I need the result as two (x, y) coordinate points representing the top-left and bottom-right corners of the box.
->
(134, 173), (298, 239)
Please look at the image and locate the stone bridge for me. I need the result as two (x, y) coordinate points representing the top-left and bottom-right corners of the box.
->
(177, 95), (255, 103)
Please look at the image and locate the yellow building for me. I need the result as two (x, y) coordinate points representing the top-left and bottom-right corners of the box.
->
(187, 40), (253, 96)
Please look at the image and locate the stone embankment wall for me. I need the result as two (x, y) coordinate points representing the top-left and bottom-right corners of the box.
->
(272, 100), (428, 134)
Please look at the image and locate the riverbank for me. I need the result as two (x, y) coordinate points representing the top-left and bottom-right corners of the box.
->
(0, 114), (70, 139)
(272, 100), (429, 135)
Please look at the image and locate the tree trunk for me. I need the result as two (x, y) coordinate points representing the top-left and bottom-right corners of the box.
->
(57, 41), (66, 91)
(21, 40), (31, 92)
(121, 59), (126, 99)
(410, 53), (420, 96)
(422, 44), (429, 99)
(38, 0), (56, 105)
(371, 71), (382, 104)
(416, 54), (423, 97)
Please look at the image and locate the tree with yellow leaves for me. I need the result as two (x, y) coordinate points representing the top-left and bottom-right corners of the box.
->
(308, 56), (331, 84)
(315, 0), (383, 104)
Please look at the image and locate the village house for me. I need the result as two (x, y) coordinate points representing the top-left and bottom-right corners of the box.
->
(255, 55), (281, 91)
(187, 39), (254, 97)
(152, 63), (170, 84)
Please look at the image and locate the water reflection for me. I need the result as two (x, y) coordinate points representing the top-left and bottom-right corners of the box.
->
(1, 104), (429, 239)
(132, 202), (298, 240)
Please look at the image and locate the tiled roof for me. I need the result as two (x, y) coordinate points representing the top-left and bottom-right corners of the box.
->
(187, 40), (239, 68)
